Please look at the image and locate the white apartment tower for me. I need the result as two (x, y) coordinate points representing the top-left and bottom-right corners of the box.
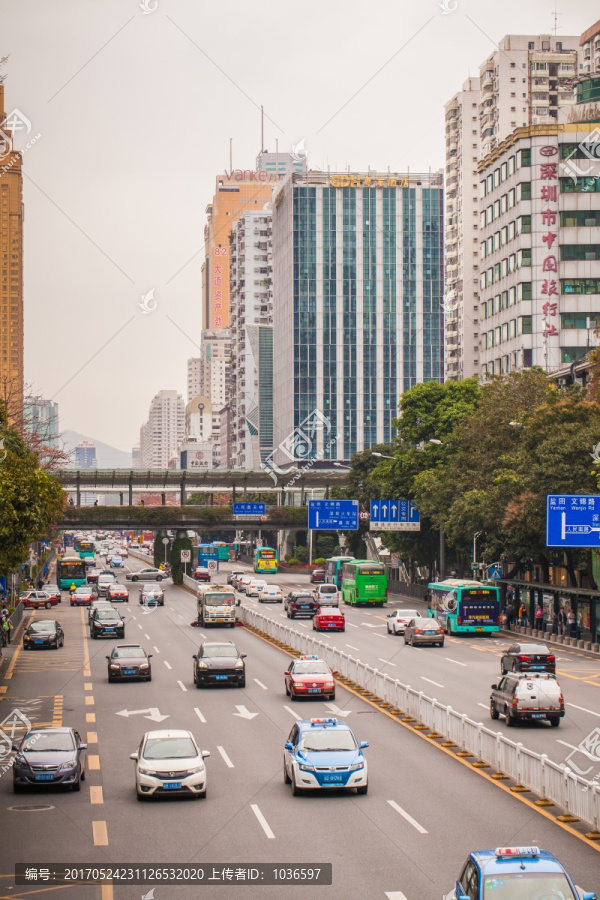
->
(140, 390), (185, 468)
(186, 358), (202, 404)
(230, 209), (274, 469)
(444, 76), (482, 380)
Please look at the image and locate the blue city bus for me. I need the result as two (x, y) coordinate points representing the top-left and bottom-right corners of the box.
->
(427, 578), (500, 635)
(197, 544), (220, 567)
(325, 556), (355, 589)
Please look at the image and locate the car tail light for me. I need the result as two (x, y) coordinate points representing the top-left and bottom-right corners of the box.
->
(558, 692), (564, 704)
(547, 655), (555, 663)
(518, 655), (531, 662)
(414, 628), (423, 634)
(511, 697), (518, 708)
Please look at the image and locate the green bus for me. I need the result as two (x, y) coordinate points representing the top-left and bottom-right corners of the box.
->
(325, 556), (355, 589)
(341, 560), (388, 606)
(57, 555), (87, 590)
(74, 537), (95, 559)
(211, 542), (232, 562)
(427, 578), (500, 635)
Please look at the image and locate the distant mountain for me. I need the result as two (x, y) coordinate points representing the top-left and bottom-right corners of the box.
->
(62, 431), (132, 468)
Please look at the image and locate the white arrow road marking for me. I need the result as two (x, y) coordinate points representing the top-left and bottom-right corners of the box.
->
(251, 804), (275, 839)
(324, 702), (351, 718)
(568, 703), (600, 718)
(163, 661), (172, 670)
(217, 746), (234, 768)
(387, 800), (428, 834)
(385, 893), (409, 900)
(194, 707), (206, 724)
(445, 657), (467, 667)
(421, 677), (444, 688)
(254, 679), (268, 690)
(177, 680), (187, 692)
(284, 705), (301, 720)
(115, 708), (169, 722)
(233, 705), (258, 720)
(346, 644), (360, 651)
(378, 658), (396, 667)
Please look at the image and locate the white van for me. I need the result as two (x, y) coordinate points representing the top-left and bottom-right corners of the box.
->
(97, 573), (117, 596)
(313, 584), (340, 607)
(490, 672), (564, 727)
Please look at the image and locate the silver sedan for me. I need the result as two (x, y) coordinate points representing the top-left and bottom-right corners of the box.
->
(403, 617), (445, 647)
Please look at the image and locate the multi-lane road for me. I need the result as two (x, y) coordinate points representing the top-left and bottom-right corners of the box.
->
(1, 553), (598, 900)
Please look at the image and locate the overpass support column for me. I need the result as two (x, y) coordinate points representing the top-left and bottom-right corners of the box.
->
(76, 471), (81, 508)
(128, 473), (133, 506)
(180, 473), (186, 506)
(161, 493), (166, 506)
(119, 492), (124, 506)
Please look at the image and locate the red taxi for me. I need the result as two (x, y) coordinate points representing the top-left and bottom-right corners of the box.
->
(70, 585), (98, 607)
(284, 655), (337, 701)
(312, 606), (345, 633)
(106, 582), (129, 603)
(21, 591), (59, 610)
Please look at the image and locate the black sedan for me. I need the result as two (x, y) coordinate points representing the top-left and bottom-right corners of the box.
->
(500, 642), (556, 674)
(12, 727), (87, 792)
(107, 644), (152, 681)
(192, 642), (246, 688)
(90, 607), (126, 639)
(23, 620), (64, 650)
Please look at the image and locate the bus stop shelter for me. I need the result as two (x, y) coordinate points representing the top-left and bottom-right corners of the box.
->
(498, 578), (600, 643)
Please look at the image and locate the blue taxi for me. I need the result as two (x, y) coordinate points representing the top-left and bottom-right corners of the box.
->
(446, 846), (596, 900)
(283, 718), (368, 796)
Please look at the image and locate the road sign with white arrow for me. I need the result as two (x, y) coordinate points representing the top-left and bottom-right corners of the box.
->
(233, 705), (258, 720)
(370, 499), (420, 531)
(115, 708), (169, 722)
(546, 494), (600, 547)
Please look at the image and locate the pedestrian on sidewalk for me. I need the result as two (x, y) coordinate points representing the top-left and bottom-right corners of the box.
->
(518, 602), (528, 627)
(534, 604), (544, 631)
(506, 602), (516, 630)
(2, 614), (13, 646)
(567, 607), (576, 637)
(557, 607), (565, 636)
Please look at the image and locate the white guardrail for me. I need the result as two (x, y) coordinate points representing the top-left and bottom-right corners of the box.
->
(236, 603), (600, 833)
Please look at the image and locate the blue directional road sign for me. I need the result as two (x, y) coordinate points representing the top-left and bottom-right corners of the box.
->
(233, 502), (266, 516)
(369, 499), (420, 531)
(308, 500), (359, 531)
(546, 494), (600, 547)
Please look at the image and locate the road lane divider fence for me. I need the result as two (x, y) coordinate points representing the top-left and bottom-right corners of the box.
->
(237, 603), (600, 838)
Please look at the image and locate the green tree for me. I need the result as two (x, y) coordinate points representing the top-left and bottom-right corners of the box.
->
(169, 535), (193, 585)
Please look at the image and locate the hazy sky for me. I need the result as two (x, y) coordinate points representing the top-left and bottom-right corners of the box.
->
(3, 0), (598, 451)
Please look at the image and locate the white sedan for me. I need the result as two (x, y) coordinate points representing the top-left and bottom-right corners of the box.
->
(258, 584), (283, 604)
(246, 580), (267, 598)
(386, 609), (423, 635)
(130, 729), (210, 800)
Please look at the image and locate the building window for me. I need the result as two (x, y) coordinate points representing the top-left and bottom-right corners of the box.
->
(528, 41), (535, 50)
(560, 210), (600, 227)
(560, 177), (600, 193)
(561, 278), (600, 294)
(561, 312), (600, 329)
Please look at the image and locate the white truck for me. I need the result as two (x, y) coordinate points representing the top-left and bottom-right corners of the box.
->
(197, 584), (236, 627)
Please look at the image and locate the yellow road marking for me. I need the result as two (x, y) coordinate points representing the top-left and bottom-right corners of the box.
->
(87, 731), (98, 743)
(84, 682), (92, 691)
(92, 820), (108, 846)
(84, 696), (94, 706)
(90, 785), (103, 804)
(88, 754), (100, 770)
(81, 608), (91, 677)
(0, 686), (7, 694)
(86, 712), (96, 723)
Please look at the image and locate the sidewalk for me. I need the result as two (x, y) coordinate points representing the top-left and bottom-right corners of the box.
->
(498, 622), (600, 658)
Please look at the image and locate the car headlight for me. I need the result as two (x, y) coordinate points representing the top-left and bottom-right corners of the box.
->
(197, 662), (207, 669)
(234, 660), (244, 668)
(138, 766), (156, 776)
(298, 764), (315, 772)
(349, 762), (364, 771)
(58, 760), (77, 771)
(109, 664), (120, 671)
(324, 682), (334, 689)
(188, 764), (205, 774)
(25, 636), (32, 641)
(139, 663), (149, 669)
(294, 682), (304, 687)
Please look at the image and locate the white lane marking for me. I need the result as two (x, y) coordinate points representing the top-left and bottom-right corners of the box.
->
(421, 676), (444, 688)
(346, 644), (360, 651)
(153, 646), (160, 654)
(379, 658), (396, 667)
(387, 799), (428, 834)
(385, 893), (409, 900)
(144, 633), (151, 640)
(296, 622), (308, 628)
(374, 633), (387, 639)
(254, 679), (268, 690)
(131, 614), (137, 620)
(347, 622), (359, 628)
(177, 680), (187, 692)
(279, 614), (287, 620)
(556, 739), (580, 752)
(217, 745), (234, 768)
(163, 660), (172, 670)
(169, 606), (174, 611)
(136, 623), (143, 630)
(362, 623), (386, 628)
(178, 614), (183, 619)
(194, 707), (206, 724)
(477, 703), (489, 710)
(284, 705), (301, 720)
(445, 657), (467, 667)
(251, 804), (275, 839)
(568, 703), (600, 718)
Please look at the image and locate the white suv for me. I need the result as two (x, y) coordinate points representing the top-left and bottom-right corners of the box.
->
(313, 584), (340, 606)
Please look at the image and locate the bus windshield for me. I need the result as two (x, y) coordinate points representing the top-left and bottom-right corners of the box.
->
(358, 566), (385, 576)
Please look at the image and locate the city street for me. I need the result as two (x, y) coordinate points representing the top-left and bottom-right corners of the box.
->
(1, 554), (599, 899)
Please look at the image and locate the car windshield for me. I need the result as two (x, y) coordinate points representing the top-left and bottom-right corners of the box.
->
(515, 644), (549, 654)
(395, 610), (419, 618)
(28, 622), (56, 633)
(319, 586), (337, 593)
(96, 610), (120, 620)
(292, 594), (313, 600)
(419, 619), (441, 628)
(144, 737), (197, 760)
(75, 587), (91, 594)
(204, 596), (234, 607)
(142, 585), (161, 594)
(482, 872), (576, 899)
(202, 646), (238, 658)
(22, 733), (75, 752)
(113, 647), (146, 659)
(293, 661), (331, 675)
(300, 729), (357, 752)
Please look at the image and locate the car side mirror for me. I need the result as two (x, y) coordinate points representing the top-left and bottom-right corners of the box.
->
(491, 684), (498, 691)
(130, 752), (139, 761)
(284, 742), (293, 751)
(79, 743), (88, 751)
(192, 654), (197, 660)
(105, 656), (110, 660)
(241, 654), (247, 659)
(359, 741), (369, 749)
(201, 750), (211, 759)
(12, 741), (20, 752)
(332, 669), (339, 675)
(148, 654), (153, 659)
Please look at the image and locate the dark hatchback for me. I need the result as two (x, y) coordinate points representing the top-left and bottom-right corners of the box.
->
(90, 607), (126, 639)
(192, 642), (246, 688)
(107, 644), (152, 681)
(284, 591), (319, 619)
(12, 727), (87, 792)
(23, 620), (64, 650)
(500, 642), (555, 674)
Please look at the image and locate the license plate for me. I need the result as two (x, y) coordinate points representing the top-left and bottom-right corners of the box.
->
(34, 640), (44, 644)
(425, 631), (435, 635)
(323, 774), (344, 783)
(162, 782), (182, 790)
(215, 618), (224, 622)
(215, 674), (228, 680)
(123, 669), (136, 675)
(35, 773), (54, 781)
(531, 665), (544, 669)
(475, 627), (483, 632)
(308, 688), (321, 693)
(105, 628), (115, 632)
(531, 713), (546, 719)
(299, 605), (308, 609)
(327, 623), (337, 627)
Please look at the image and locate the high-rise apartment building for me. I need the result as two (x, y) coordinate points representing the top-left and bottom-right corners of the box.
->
(132, 445), (141, 468)
(478, 121), (600, 377)
(140, 390), (185, 468)
(0, 85), (24, 419)
(75, 440), (97, 468)
(187, 357), (202, 404)
(230, 210), (274, 469)
(272, 170), (444, 464)
(197, 329), (232, 409)
(201, 172), (276, 331)
(444, 77), (482, 380)
(23, 396), (59, 447)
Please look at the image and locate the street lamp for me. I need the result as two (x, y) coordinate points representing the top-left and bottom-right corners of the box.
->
(473, 531), (482, 574)
(333, 462), (352, 469)
(371, 452), (395, 460)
